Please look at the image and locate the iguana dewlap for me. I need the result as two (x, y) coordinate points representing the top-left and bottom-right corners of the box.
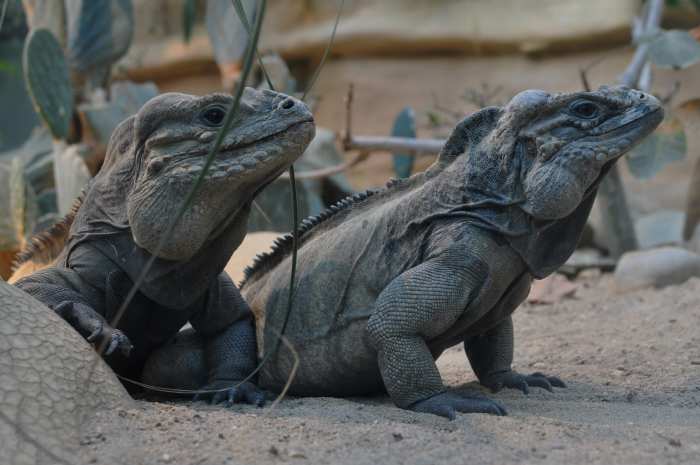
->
(12, 88), (315, 405)
(144, 86), (663, 419)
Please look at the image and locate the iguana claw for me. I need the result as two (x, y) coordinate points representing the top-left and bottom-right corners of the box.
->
(86, 323), (133, 357)
(193, 380), (266, 407)
(410, 392), (507, 420)
(483, 370), (566, 394)
(54, 301), (133, 357)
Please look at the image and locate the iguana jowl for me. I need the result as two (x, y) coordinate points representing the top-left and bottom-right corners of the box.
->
(144, 86), (662, 418)
(13, 88), (315, 405)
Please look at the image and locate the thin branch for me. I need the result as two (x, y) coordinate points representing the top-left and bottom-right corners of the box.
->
(345, 135), (444, 155)
(619, 0), (664, 87)
(342, 83), (444, 155)
(278, 151), (369, 180)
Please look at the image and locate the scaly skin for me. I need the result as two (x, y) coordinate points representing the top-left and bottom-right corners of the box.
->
(13, 88), (315, 406)
(144, 86), (662, 419)
(0, 280), (128, 465)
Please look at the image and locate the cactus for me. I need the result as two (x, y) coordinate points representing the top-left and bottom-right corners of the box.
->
(391, 107), (417, 179)
(65, 0), (134, 97)
(23, 28), (74, 140)
(0, 157), (37, 266)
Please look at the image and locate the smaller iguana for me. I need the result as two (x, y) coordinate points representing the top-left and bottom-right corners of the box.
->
(144, 86), (663, 419)
(13, 88), (315, 405)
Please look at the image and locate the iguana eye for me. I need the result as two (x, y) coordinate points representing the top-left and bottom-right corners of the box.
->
(570, 100), (599, 119)
(200, 106), (227, 126)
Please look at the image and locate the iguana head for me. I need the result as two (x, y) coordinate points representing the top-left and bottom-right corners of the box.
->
(502, 86), (663, 220)
(80, 88), (315, 261)
(436, 85), (663, 276)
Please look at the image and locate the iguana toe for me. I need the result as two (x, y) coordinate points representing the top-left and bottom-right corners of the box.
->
(484, 370), (566, 394)
(531, 372), (566, 388)
(410, 392), (507, 419)
(194, 380), (266, 407)
(86, 322), (133, 357)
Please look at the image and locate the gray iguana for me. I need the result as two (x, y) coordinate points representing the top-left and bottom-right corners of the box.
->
(143, 86), (663, 419)
(12, 88), (315, 405)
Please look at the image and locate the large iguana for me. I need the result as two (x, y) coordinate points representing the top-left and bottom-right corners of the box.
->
(12, 88), (315, 405)
(143, 86), (663, 419)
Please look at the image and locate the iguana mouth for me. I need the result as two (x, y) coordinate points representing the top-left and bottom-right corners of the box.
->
(155, 119), (315, 174)
(551, 106), (663, 168)
(219, 118), (315, 153)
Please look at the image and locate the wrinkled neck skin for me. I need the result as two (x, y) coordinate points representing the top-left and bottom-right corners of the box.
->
(66, 167), (258, 309)
(420, 149), (598, 279)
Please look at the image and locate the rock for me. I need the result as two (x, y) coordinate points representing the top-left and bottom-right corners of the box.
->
(560, 248), (616, 277)
(120, 0), (647, 77)
(635, 210), (685, 249)
(0, 280), (130, 465)
(613, 246), (700, 292)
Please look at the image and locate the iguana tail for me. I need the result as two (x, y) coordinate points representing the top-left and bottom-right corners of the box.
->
(8, 193), (84, 283)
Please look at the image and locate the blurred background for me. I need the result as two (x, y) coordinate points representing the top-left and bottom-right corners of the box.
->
(3, 0), (700, 292)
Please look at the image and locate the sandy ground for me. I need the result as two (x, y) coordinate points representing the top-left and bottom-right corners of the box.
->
(78, 274), (700, 465)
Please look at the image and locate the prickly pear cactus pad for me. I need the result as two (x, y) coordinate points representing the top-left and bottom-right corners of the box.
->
(23, 28), (74, 140)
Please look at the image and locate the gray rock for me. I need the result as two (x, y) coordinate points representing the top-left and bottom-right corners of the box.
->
(614, 246), (700, 292)
(635, 210), (685, 249)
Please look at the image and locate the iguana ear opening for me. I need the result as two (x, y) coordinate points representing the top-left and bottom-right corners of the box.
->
(437, 107), (503, 165)
(72, 116), (137, 234)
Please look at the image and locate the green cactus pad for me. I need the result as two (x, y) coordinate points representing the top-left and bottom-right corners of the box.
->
(0, 158), (37, 251)
(23, 28), (74, 140)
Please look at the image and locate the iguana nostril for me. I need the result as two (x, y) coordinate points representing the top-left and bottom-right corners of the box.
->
(280, 98), (295, 110)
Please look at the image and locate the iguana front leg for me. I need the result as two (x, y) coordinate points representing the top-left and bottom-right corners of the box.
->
(192, 317), (265, 406)
(465, 316), (565, 394)
(190, 273), (265, 407)
(15, 269), (132, 356)
(367, 253), (506, 419)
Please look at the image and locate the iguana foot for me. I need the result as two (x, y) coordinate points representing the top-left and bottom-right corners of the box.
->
(193, 380), (266, 407)
(54, 301), (133, 356)
(482, 370), (566, 394)
(87, 324), (133, 357)
(409, 392), (507, 420)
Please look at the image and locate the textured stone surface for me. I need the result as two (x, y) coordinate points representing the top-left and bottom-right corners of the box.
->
(119, 0), (645, 78)
(614, 246), (700, 292)
(635, 210), (685, 249)
(0, 281), (129, 465)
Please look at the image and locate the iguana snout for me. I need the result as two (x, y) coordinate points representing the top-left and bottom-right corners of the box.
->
(126, 88), (315, 261)
(516, 86), (663, 220)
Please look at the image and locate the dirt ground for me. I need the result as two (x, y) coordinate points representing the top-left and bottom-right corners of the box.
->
(79, 273), (700, 465)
